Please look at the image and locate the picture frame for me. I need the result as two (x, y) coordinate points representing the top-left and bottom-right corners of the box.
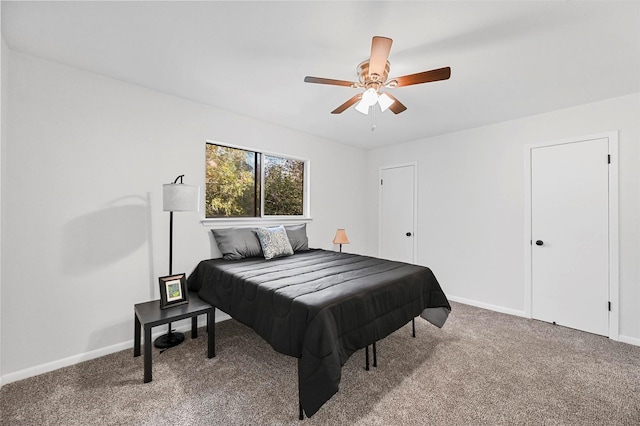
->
(158, 273), (189, 309)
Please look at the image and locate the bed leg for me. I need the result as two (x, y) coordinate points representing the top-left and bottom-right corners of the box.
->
(299, 401), (304, 420)
(365, 345), (370, 371)
(373, 341), (377, 367)
(412, 318), (416, 338)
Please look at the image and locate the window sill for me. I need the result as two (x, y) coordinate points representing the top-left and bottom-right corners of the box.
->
(200, 217), (312, 228)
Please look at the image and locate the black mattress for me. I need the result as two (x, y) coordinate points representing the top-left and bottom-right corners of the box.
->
(187, 249), (451, 417)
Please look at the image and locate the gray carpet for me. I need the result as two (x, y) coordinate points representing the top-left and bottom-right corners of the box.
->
(1, 302), (639, 425)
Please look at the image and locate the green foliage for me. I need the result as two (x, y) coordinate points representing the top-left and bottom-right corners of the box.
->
(205, 145), (256, 217)
(264, 156), (304, 215)
(205, 144), (305, 218)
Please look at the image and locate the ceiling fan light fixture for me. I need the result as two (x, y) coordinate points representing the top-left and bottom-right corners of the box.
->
(378, 92), (395, 112)
(355, 88), (378, 114)
(361, 88), (378, 106)
(355, 100), (371, 115)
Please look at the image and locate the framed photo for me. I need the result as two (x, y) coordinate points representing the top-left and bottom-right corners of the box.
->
(158, 273), (189, 309)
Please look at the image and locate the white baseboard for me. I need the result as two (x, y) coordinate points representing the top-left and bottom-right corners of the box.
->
(0, 315), (231, 387)
(618, 334), (640, 347)
(447, 295), (528, 318)
(448, 295), (640, 348)
(1, 339), (134, 387)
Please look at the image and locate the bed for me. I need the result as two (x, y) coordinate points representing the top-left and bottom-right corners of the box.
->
(187, 225), (451, 418)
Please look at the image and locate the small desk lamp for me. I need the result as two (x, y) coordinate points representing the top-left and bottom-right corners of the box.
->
(333, 228), (350, 252)
(154, 174), (199, 349)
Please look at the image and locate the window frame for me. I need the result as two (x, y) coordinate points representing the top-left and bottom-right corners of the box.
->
(201, 140), (311, 227)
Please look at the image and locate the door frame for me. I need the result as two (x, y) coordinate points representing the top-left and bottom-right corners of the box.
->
(523, 131), (619, 340)
(378, 162), (418, 263)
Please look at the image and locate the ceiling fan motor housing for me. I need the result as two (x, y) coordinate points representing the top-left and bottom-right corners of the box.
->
(357, 60), (390, 91)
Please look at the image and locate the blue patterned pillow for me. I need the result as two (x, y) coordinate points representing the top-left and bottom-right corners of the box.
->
(255, 225), (294, 260)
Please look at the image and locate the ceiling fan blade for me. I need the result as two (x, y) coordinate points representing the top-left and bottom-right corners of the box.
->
(383, 93), (407, 114)
(369, 36), (393, 79)
(393, 67), (451, 87)
(331, 94), (362, 114)
(304, 76), (355, 87)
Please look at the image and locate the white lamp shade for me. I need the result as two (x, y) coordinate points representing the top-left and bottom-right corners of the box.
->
(356, 89), (396, 115)
(163, 183), (200, 212)
(378, 92), (395, 112)
(361, 88), (378, 106)
(355, 88), (379, 115)
(355, 100), (370, 115)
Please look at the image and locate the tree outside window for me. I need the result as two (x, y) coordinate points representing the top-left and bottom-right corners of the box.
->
(205, 143), (306, 218)
(264, 155), (304, 216)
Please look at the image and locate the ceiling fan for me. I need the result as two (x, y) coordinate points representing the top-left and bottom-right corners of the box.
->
(304, 36), (451, 116)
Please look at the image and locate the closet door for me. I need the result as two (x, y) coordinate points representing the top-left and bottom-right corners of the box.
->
(380, 163), (416, 263)
(531, 137), (609, 336)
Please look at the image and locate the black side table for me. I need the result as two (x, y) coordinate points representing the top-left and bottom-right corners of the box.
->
(134, 291), (215, 383)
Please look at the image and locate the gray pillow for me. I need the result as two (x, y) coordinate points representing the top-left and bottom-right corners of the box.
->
(255, 225), (294, 260)
(211, 228), (263, 260)
(285, 223), (309, 252)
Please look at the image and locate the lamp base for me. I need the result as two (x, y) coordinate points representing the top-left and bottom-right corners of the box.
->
(153, 331), (185, 349)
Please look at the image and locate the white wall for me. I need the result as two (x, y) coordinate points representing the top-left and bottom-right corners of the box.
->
(0, 30), (7, 384)
(365, 93), (640, 343)
(0, 48), (368, 382)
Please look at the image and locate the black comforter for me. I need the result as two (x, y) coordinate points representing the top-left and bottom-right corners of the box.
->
(187, 249), (451, 417)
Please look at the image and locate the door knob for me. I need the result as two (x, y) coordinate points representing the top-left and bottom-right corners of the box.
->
(535, 240), (544, 246)
(406, 232), (412, 237)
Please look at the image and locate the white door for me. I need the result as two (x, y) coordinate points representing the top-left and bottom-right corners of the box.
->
(531, 138), (609, 336)
(379, 164), (415, 263)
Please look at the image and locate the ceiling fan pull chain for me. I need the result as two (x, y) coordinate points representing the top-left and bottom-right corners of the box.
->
(371, 104), (377, 131)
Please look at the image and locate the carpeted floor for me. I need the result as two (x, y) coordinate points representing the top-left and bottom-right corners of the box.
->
(1, 302), (639, 425)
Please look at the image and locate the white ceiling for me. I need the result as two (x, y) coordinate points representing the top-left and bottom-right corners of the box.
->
(2, 1), (639, 149)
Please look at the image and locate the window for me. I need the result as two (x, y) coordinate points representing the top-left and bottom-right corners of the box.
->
(205, 143), (307, 219)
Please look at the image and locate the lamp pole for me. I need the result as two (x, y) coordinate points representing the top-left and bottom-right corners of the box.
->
(154, 175), (197, 349)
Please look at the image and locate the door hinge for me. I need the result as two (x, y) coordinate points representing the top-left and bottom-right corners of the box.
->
(608, 301), (611, 311)
(608, 154), (611, 164)
(380, 179), (383, 185)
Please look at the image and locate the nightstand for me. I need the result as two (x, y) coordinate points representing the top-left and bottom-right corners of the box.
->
(134, 291), (215, 383)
